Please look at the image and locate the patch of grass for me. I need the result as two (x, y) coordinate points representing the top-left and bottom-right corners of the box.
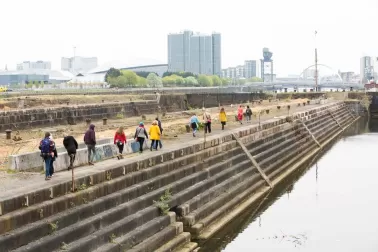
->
(116, 113), (124, 119)
(6, 169), (18, 174)
(49, 221), (59, 233)
(60, 242), (68, 250)
(153, 188), (172, 215)
(77, 183), (87, 191)
(109, 233), (116, 243)
(106, 171), (112, 181)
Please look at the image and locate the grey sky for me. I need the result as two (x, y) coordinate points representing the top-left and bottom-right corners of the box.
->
(0, 0), (377, 76)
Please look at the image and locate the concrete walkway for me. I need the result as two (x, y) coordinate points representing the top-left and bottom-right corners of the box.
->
(0, 102), (325, 200)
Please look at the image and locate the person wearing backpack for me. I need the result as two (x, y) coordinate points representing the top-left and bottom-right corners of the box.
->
(134, 122), (149, 153)
(84, 124), (96, 165)
(63, 133), (78, 170)
(39, 132), (55, 180)
(246, 105), (252, 123)
(203, 108), (212, 134)
(49, 135), (57, 176)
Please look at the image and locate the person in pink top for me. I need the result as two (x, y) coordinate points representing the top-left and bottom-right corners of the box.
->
(237, 105), (244, 124)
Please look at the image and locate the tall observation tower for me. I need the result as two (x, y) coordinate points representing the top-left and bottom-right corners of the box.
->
(260, 48), (274, 82)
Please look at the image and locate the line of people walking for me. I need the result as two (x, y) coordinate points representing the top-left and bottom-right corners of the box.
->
(39, 105), (254, 180)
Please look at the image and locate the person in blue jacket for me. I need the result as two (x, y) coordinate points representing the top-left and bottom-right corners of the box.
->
(189, 115), (200, 137)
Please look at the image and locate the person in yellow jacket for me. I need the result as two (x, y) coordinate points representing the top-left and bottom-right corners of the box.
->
(149, 120), (161, 151)
(219, 107), (227, 130)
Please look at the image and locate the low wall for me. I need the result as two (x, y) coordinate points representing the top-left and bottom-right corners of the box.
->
(8, 138), (148, 172)
(0, 92), (326, 132)
(0, 100), (158, 131)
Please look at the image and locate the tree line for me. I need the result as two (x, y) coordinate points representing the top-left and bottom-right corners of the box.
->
(104, 68), (263, 88)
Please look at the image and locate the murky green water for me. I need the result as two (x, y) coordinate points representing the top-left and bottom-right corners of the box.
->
(201, 118), (378, 252)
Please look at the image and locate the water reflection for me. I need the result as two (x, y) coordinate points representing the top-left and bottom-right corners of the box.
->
(200, 117), (378, 252)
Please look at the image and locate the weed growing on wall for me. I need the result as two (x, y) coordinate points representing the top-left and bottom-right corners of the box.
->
(153, 188), (172, 215)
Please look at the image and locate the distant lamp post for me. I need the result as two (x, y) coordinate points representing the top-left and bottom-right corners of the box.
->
(314, 31), (318, 92)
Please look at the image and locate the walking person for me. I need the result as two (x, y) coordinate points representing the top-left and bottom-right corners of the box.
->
(39, 132), (55, 180)
(49, 135), (57, 177)
(84, 124), (96, 165)
(245, 105), (252, 123)
(63, 133), (78, 170)
(203, 108), (212, 134)
(149, 120), (161, 151)
(237, 105), (244, 124)
(189, 114), (200, 137)
(219, 107), (227, 130)
(134, 122), (149, 153)
(114, 126), (127, 159)
(155, 117), (163, 149)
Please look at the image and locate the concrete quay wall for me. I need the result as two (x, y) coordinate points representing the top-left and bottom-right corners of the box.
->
(0, 101), (359, 252)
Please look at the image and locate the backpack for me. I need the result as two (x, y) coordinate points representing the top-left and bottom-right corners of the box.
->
(40, 138), (50, 154)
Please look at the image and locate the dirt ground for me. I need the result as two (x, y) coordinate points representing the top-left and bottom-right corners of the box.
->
(0, 98), (310, 169)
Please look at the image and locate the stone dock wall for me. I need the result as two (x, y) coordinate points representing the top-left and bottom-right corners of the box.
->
(0, 101), (359, 252)
(0, 92), (325, 131)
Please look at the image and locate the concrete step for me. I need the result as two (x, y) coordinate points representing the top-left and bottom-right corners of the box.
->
(313, 117), (340, 140)
(176, 162), (257, 218)
(168, 159), (252, 215)
(187, 174), (266, 237)
(3, 147), (246, 251)
(0, 136), (235, 218)
(14, 206), (161, 252)
(155, 232), (192, 252)
(258, 132), (311, 170)
(268, 136), (319, 180)
(244, 123), (295, 151)
(0, 141), (238, 235)
(261, 134), (314, 176)
(92, 219), (186, 252)
(52, 212), (177, 252)
(248, 125), (302, 157)
(253, 130), (300, 163)
(0, 144), (242, 250)
(173, 242), (198, 252)
(182, 168), (261, 230)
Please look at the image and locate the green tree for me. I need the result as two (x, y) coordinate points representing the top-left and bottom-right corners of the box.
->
(105, 68), (121, 82)
(147, 73), (163, 88)
(237, 78), (246, 85)
(211, 75), (222, 86)
(162, 71), (197, 78)
(174, 75), (185, 85)
(221, 78), (230, 86)
(162, 76), (174, 86)
(137, 76), (148, 87)
(248, 77), (263, 82)
(197, 75), (213, 86)
(184, 76), (198, 86)
(135, 71), (158, 78)
(121, 70), (138, 87)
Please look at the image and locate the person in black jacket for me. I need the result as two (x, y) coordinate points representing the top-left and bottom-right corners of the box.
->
(63, 133), (79, 170)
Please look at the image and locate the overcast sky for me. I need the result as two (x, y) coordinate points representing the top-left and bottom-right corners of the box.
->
(0, 0), (377, 76)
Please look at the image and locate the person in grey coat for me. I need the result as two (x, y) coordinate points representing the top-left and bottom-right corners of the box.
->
(134, 122), (148, 153)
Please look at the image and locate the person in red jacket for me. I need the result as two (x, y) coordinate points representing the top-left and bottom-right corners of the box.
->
(114, 126), (127, 159)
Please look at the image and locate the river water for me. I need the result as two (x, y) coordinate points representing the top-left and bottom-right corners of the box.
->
(201, 117), (378, 252)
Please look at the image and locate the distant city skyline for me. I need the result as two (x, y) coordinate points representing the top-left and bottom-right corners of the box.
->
(1, 0), (378, 76)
